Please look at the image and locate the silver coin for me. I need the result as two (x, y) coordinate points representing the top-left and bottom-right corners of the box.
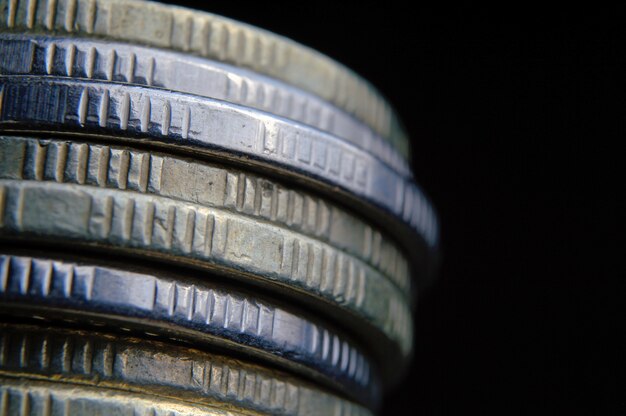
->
(0, 76), (439, 256)
(0, 324), (373, 415)
(0, 377), (250, 416)
(0, 178), (413, 364)
(0, 135), (414, 384)
(0, 33), (410, 177)
(0, 133), (412, 298)
(0, 0), (410, 158)
(0, 253), (380, 407)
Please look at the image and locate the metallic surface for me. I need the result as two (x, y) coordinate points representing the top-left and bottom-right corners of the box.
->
(0, 1), (437, 414)
(0, 323), (372, 415)
(0, 33), (410, 176)
(0, 377), (253, 415)
(0, 76), (439, 257)
(0, 135), (412, 298)
(0, 253), (380, 407)
(0, 0), (410, 158)
(0, 177), (412, 362)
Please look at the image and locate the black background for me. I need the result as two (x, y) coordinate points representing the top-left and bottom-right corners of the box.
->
(166, 3), (620, 414)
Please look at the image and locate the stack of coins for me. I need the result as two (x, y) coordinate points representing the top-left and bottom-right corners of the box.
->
(0, 1), (439, 414)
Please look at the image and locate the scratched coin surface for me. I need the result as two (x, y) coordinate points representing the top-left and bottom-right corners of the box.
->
(0, 76), (439, 260)
(0, 253), (381, 407)
(0, 323), (372, 415)
(0, 33), (410, 177)
(0, 0), (410, 158)
(0, 377), (255, 416)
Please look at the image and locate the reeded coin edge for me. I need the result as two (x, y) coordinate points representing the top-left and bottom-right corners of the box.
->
(0, 253), (378, 397)
(0, 323), (372, 416)
(0, 76), (439, 249)
(0, 135), (412, 296)
(0, 179), (413, 354)
(0, 0), (409, 157)
(0, 376), (257, 416)
(0, 33), (411, 175)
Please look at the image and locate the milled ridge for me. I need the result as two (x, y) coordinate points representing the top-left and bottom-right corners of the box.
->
(0, 34), (411, 176)
(0, 377), (265, 415)
(0, 324), (372, 415)
(0, 0), (410, 158)
(0, 251), (381, 403)
(0, 76), (439, 249)
(0, 180), (413, 357)
(0, 135), (412, 297)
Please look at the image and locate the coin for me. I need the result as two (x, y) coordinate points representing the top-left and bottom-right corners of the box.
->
(0, 0), (437, 413)
(0, 0), (409, 158)
(0, 179), (412, 362)
(0, 253), (380, 407)
(0, 33), (410, 177)
(0, 76), (439, 259)
(0, 377), (256, 415)
(0, 135), (412, 297)
(0, 323), (373, 415)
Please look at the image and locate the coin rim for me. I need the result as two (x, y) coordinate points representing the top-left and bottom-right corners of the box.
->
(0, 135), (412, 297)
(0, 0), (410, 158)
(0, 33), (411, 176)
(0, 323), (374, 415)
(0, 76), (439, 254)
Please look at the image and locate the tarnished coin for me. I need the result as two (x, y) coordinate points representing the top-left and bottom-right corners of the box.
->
(0, 377), (253, 415)
(0, 323), (373, 415)
(0, 33), (410, 177)
(0, 253), (380, 407)
(0, 76), (439, 261)
(0, 0), (410, 158)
